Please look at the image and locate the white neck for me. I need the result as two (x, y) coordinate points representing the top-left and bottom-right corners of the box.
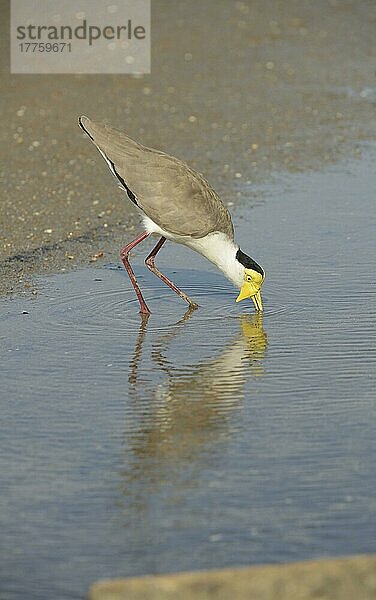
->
(187, 233), (244, 288)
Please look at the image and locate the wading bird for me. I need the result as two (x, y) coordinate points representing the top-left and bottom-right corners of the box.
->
(79, 116), (265, 315)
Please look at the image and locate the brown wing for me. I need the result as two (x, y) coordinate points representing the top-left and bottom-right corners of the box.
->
(79, 116), (234, 240)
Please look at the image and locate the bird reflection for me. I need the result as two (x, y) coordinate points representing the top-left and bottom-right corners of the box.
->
(121, 311), (267, 505)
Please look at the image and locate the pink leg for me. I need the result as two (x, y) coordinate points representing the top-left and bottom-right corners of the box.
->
(145, 237), (198, 308)
(120, 231), (151, 315)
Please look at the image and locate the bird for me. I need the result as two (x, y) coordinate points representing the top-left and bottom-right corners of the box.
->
(78, 116), (265, 315)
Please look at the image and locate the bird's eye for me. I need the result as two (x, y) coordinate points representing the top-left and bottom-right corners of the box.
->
(246, 275), (252, 282)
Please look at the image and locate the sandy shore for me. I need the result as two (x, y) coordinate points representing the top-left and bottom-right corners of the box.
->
(1, 0), (375, 295)
(88, 554), (376, 600)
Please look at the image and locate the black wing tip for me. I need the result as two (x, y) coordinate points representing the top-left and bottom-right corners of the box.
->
(78, 115), (94, 141)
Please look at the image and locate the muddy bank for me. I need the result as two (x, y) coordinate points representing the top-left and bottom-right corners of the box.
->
(1, 0), (376, 294)
(88, 555), (376, 600)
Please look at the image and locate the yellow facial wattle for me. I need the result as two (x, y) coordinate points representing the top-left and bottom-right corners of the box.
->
(236, 268), (265, 311)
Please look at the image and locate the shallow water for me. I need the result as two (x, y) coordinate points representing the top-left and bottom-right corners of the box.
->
(1, 150), (375, 599)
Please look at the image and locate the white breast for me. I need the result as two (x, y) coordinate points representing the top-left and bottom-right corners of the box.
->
(142, 216), (243, 288)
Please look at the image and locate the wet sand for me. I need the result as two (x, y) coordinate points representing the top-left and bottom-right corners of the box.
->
(89, 555), (376, 600)
(1, 0), (376, 295)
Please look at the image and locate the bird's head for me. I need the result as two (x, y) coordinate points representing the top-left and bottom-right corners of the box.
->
(235, 249), (265, 311)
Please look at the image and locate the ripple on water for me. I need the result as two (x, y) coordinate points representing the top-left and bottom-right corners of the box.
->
(18, 269), (280, 341)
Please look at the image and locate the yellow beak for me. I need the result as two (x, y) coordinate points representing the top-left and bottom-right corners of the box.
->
(236, 285), (263, 312)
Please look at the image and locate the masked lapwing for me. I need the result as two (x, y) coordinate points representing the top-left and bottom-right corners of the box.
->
(78, 116), (265, 315)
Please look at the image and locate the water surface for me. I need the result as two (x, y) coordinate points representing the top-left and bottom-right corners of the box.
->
(1, 151), (375, 599)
